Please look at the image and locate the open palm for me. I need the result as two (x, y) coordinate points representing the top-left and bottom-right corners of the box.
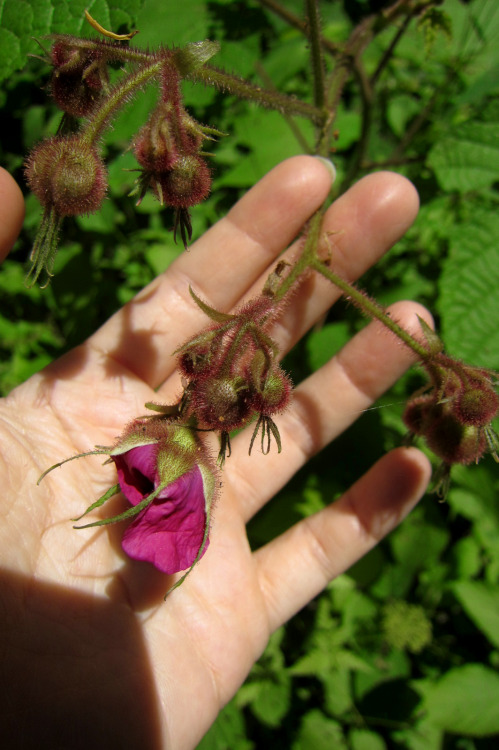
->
(0, 157), (431, 749)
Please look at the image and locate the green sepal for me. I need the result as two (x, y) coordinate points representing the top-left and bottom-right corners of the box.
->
(249, 415), (282, 455)
(144, 401), (182, 416)
(37, 448), (111, 485)
(73, 481), (168, 529)
(189, 286), (235, 322)
(72, 483), (121, 522)
(485, 425), (499, 462)
(249, 326), (279, 359)
(25, 206), (64, 289)
(174, 41), (220, 77)
(417, 315), (444, 355)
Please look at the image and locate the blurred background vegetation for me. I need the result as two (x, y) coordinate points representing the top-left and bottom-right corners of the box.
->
(1, 0), (499, 747)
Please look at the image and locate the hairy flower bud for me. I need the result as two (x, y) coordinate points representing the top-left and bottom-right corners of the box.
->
(455, 385), (499, 427)
(25, 135), (107, 216)
(425, 410), (487, 465)
(250, 362), (292, 415)
(193, 375), (253, 431)
(157, 154), (211, 208)
(134, 102), (179, 173)
(50, 41), (106, 117)
(403, 356), (499, 469)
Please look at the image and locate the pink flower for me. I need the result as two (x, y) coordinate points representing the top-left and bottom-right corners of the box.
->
(113, 444), (210, 574)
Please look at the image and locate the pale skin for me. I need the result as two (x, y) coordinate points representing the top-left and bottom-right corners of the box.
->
(0, 157), (432, 749)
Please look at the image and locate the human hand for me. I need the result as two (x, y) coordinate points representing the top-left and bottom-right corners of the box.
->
(0, 158), (431, 749)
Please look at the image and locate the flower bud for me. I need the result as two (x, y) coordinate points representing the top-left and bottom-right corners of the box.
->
(250, 360), (292, 415)
(455, 385), (499, 427)
(50, 41), (106, 117)
(133, 102), (179, 173)
(425, 412), (487, 465)
(157, 154), (211, 208)
(193, 375), (253, 430)
(178, 342), (216, 378)
(25, 135), (107, 216)
(402, 394), (434, 436)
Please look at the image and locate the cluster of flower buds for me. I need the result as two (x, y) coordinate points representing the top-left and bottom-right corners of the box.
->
(131, 57), (220, 247)
(24, 23), (221, 286)
(39, 285), (292, 588)
(403, 321), (499, 493)
(175, 288), (292, 464)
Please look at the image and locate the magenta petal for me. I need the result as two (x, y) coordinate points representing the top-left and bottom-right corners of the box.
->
(113, 444), (158, 506)
(121, 465), (209, 574)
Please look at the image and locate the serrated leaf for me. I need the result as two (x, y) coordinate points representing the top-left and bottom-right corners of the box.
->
(427, 120), (499, 192)
(422, 664), (499, 736)
(452, 581), (499, 649)
(438, 209), (499, 367)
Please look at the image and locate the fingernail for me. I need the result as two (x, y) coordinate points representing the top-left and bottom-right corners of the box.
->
(314, 156), (337, 183)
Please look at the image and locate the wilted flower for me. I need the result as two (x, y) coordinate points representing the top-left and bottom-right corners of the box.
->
(40, 415), (218, 591)
(112, 437), (216, 574)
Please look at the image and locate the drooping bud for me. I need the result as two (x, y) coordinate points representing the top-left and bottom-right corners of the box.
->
(425, 409), (487, 465)
(156, 154), (211, 208)
(455, 384), (499, 426)
(133, 101), (180, 173)
(50, 40), (107, 117)
(178, 337), (218, 378)
(403, 354), (499, 472)
(25, 135), (107, 216)
(249, 353), (292, 415)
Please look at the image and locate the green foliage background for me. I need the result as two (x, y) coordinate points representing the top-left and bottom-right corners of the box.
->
(1, 0), (499, 747)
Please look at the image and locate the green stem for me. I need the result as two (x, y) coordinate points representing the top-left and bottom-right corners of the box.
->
(272, 211), (324, 300)
(312, 258), (430, 360)
(305, 0), (326, 110)
(80, 59), (163, 144)
(190, 66), (324, 125)
(271, 210), (430, 361)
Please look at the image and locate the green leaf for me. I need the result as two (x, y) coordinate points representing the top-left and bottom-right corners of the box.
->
(422, 664), (499, 736)
(438, 209), (499, 367)
(450, 536), (482, 579)
(0, 0), (145, 82)
(452, 581), (499, 649)
(292, 710), (347, 750)
(197, 698), (254, 750)
(249, 677), (290, 728)
(427, 119), (499, 192)
(322, 670), (353, 717)
(348, 729), (387, 750)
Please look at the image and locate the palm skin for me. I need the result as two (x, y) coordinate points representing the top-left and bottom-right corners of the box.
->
(0, 157), (431, 749)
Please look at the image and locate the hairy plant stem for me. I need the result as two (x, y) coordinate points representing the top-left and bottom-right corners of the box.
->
(306, 0), (326, 111)
(312, 258), (430, 359)
(190, 66), (324, 124)
(272, 210), (430, 361)
(80, 59), (163, 144)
